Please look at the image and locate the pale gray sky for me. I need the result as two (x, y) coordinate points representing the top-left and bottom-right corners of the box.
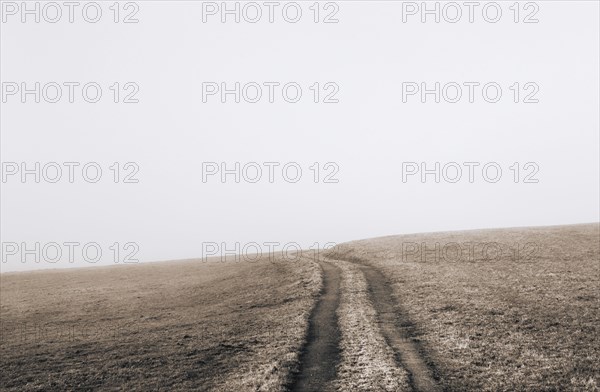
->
(1, 1), (599, 272)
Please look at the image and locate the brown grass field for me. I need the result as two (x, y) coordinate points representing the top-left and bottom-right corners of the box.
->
(1, 223), (598, 391)
(0, 256), (321, 391)
(326, 223), (599, 391)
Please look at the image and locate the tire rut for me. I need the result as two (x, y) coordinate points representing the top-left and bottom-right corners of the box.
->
(290, 259), (341, 392)
(358, 264), (442, 392)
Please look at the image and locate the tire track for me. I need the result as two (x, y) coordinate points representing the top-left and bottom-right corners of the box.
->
(358, 264), (442, 392)
(290, 260), (341, 392)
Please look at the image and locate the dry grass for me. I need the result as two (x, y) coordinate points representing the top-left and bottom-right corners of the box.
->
(2, 223), (597, 391)
(325, 258), (410, 392)
(326, 223), (600, 391)
(0, 256), (321, 391)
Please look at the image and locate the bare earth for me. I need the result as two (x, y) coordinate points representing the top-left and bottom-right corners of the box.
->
(1, 223), (598, 391)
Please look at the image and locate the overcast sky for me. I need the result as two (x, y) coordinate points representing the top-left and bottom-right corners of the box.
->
(1, 1), (599, 272)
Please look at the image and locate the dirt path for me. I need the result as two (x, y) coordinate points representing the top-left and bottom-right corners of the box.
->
(358, 264), (442, 392)
(290, 260), (342, 392)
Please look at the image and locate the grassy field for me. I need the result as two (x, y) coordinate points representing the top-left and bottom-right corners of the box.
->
(1, 223), (598, 391)
(0, 256), (321, 391)
(326, 223), (600, 391)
